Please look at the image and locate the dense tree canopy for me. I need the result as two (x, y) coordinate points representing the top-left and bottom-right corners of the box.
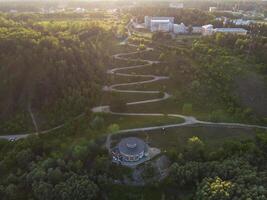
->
(0, 14), (117, 134)
(125, 7), (214, 26)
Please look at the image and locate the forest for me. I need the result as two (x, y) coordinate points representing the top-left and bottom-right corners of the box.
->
(0, 7), (266, 200)
(0, 13), (119, 134)
(0, 121), (266, 199)
(125, 7), (214, 26)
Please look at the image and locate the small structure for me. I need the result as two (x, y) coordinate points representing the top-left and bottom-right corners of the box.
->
(118, 137), (148, 162)
(174, 23), (187, 34)
(214, 28), (247, 35)
(169, 2), (184, 9)
(113, 137), (148, 162)
(202, 24), (214, 36)
(232, 19), (254, 25)
(132, 22), (146, 30)
(192, 26), (202, 34)
(74, 7), (86, 13)
(209, 7), (217, 12)
(201, 24), (247, 36)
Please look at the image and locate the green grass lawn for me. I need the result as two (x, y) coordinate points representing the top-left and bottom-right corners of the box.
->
(101, 91), (160, 105)
(101, 114), (184, 131)
(111, 126), (257, 152)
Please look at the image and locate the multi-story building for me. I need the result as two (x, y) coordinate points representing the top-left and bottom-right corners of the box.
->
(145, 16), (174, 32)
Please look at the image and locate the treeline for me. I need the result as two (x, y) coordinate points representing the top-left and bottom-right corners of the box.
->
(167, 133), (267, 199)
(1, 115), (266, 200)
(188, 35), (266, 123)
(125, 7), (214, 26)
(0, 14), (116, 133)
(0, 117), (127, 200)
(154, 32), (266, 124)
(203, 33), (267, 73)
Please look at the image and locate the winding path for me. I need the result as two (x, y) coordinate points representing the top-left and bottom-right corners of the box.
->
(0, 25), (266, 141)
(92, 29), (267, 132)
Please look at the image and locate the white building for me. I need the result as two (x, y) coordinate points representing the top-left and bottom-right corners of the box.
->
(192, 26), (202, 34)
(145, 16), (174, 31)
(169, 2), (184, 9)
(201, 24), (247, 35)
(214, 28), (247, 35)
(209, 7), (217, 12)
(151, 20), (173, 32)
(232, 19), (254, 25)
(132, 22), (145, 30)
(202, 24), (214, 35)
(174, 23), (187, 34)
(74, 8), (86, 13)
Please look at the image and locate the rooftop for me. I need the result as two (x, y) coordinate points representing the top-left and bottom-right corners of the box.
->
(118, 137), (147, 156)
(151, 19), (171, 23)
(215, 28), (247, 32)
(202, 24), (213, 29)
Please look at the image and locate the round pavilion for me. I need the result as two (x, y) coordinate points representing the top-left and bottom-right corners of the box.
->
(118, 137), (148, 162)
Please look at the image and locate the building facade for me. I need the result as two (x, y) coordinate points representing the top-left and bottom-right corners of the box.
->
(150, 20), (173, 32)
(214, 28), (247, 35)
(174, 23), (187, 34)
(202, 24), (214, 36)
(145, 16), (174, 32)
(192, 26), (202, 34)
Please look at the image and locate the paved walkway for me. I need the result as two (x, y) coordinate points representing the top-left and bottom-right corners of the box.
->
(1, 22), (266, 141)
(92, 26), (267, 132)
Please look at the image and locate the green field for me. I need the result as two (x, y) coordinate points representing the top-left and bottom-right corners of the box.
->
(101, 113), (184, 131)
(111, 126), (257, 151)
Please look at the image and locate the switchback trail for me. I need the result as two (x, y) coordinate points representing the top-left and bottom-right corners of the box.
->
(1, 27), (266, 141)
(91, 39), (267, 132)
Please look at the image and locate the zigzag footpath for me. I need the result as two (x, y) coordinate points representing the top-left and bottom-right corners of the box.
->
(1, 26), (266, 141)
(92, 42), (267, 134)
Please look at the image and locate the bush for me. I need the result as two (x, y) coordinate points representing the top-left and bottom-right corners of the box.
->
(107, 123), (120, 133)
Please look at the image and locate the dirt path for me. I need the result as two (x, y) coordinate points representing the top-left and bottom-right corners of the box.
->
(28, 103), (39, 134)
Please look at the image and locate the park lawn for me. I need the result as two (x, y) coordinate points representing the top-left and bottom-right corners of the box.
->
(115, 78), (172, 92)
(101, 114), (184, 131)
(125, 97), (244, 123)
(125, 48), (161, 60)
(125, 63), (170, 76)
(131, 29), (153, 39)
(108, 41), (138, 55)
(107, 72), (151, 85)
(100, 91), (160, 105)
(111, 126), (257, 152)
